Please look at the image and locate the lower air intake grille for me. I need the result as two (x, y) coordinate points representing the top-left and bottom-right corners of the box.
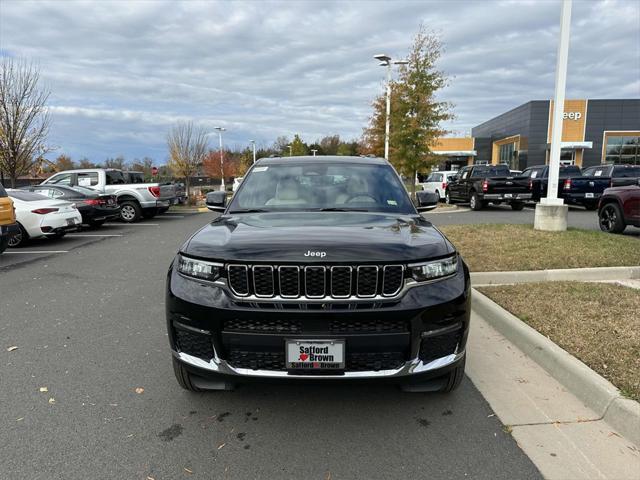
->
(175, 329), (214, 360)
(223, 318), (302, 334)
(419, 326), (463, 363)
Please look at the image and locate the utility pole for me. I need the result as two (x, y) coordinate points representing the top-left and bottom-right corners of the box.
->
(214, 127), (226, 191)
(535, 0), (572, 231)
(311, 149), (318, 156)
(250, 140), (256, 164)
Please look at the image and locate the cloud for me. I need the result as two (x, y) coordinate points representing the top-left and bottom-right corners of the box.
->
(1, 0), (638, 162)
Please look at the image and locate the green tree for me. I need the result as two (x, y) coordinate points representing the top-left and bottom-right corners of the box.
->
(391, 26), (453, 197)
(307, 143), (324, 156)
(290, 134), (308, 156)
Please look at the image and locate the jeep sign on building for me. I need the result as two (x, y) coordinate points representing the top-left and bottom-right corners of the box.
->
(471, 99), (640, 170)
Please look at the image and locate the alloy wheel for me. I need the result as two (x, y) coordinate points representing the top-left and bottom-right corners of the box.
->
(600, 206), (616, 232)
(121, 205), (135, 221)
(8, 232), (22, 247)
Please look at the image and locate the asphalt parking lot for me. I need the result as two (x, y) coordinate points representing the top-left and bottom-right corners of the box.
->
(429, 203), (640, 237)
(0, 211), (542, 480)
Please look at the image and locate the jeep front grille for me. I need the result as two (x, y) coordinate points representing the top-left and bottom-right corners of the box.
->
(226, 264), (404, 299)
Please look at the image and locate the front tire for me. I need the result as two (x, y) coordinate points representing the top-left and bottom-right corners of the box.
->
(599, 203), (626, 233)
(172, 357), (205, 392)
(0, 236), (8, 254)
(119, 201), (142, 223)
(8, 223), (28, 248)
(445, 190), (453, 205)
(440, 357), (466, 393)
(470, 192), (483, 211)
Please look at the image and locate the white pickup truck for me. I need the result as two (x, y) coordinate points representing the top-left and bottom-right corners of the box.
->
(41, 169), (176, 222)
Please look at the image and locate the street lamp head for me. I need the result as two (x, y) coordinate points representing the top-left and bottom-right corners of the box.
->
(214, 126), (226, 132)
(374, 53), (391, 63)
(378, 62), (389, 67)
(394, 60), (409, 65)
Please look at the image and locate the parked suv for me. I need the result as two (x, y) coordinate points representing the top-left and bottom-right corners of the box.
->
(0, 183), (19, 254)
(41, 169), (175, 222)
(166, 156), (471, 393)
(598, 181), (640, 233)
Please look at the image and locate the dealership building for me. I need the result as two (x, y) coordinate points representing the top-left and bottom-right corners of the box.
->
(431, 99), (639, 171)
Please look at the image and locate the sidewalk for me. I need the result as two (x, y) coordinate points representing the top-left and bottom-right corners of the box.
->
(467, 312), (640, 480)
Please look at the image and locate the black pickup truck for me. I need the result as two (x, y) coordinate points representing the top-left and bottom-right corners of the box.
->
(520, 165), (582, 202)
(445, 164), (531, 210)
(562, 164), (640, 210)
(166, 156), (471, 393)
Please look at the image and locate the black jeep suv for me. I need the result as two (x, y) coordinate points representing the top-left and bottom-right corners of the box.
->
(166, 156), (471, 392)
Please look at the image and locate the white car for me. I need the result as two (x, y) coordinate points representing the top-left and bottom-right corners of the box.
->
(7, 190), (82, 247)
(232, 177), (243, 193)
(420, 170), (458, 201)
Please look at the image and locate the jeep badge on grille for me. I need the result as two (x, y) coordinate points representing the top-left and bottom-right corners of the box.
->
(304, 250), (326, 258)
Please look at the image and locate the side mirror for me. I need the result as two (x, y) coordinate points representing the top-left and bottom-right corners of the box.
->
(205, 191), (227, 211)
(415, 191), (439, 212)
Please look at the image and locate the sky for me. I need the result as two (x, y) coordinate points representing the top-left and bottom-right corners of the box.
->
(1, 0), (639, 165)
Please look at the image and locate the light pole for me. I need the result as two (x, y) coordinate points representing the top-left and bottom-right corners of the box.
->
(249, 140), (256, 164)
(374, 54), (408, 161)
(287, 144), (293, 156)
(311, 149), (318, 156)
(534, 0), (572, 231)
(214, 127), (226, 191)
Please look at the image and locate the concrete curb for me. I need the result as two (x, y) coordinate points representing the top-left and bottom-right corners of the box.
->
(471, 288), (640, 446)
(471, 265), (640, 286)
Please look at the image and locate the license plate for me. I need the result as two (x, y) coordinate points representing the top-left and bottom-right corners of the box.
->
(286, 339), (345, 370)
(585, 193), (594, 198)
(504, 193), (513, 198)
(66, 218), (77, 226)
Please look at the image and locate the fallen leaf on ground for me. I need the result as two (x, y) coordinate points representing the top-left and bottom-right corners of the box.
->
(184, 467), (193, 474)
(217, 442), (226, 450)
(39, 387), (48, 393)
(135, 387), (145, 394)
(147, 477), (155, 480)
(48, 398), (55, 404)
(7, 346), (18, 352)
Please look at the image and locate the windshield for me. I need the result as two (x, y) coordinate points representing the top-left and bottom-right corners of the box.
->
(228, 162), (415, 214)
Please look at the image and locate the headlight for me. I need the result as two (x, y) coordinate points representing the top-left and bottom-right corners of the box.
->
(409, 255), (458, 282)
(177, 254), (222, 282)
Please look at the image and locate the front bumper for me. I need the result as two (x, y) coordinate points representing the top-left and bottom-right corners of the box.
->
(166, 258), (471, 383)
(1, 223), (20, 238)
(482, 193), (532, 201)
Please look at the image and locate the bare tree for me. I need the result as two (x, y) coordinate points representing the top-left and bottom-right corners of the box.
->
(0, 58), (51, 187)
(167, 121), (208, 201)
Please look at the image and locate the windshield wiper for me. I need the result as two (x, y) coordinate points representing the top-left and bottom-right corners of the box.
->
(313, 207), (370, 212)
(227, 208), (269, 214)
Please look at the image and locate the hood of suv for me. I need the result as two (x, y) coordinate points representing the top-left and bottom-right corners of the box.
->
(183, 212), (454, 263)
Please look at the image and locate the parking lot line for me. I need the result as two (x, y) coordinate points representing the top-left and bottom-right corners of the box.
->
(67, 234), (124, 237)
(4, 250), (69, 254)
(158, 215), (184, 218)
(103, 223), (159, 226)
